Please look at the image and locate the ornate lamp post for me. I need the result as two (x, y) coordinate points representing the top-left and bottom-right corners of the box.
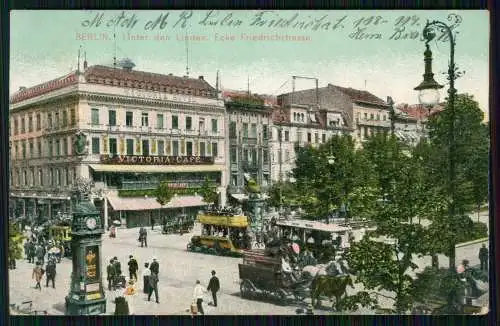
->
(414, 14), (462, 271)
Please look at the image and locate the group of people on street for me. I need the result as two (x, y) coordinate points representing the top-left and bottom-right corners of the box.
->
(31, 256), (57, 290)
(191, 270), (220, 316)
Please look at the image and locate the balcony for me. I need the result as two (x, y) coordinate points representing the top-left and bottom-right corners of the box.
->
(242, 137), (258, 145)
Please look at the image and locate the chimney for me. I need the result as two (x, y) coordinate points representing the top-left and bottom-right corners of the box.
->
(198, 76), (204, 80)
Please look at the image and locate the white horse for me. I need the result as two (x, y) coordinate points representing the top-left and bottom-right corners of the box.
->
(302, 260), (350, 279)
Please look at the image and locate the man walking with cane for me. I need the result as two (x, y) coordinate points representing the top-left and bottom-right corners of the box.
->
(207, 270), (220, 307)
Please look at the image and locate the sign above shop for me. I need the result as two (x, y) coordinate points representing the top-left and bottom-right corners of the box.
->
(100, 155), (215, 165)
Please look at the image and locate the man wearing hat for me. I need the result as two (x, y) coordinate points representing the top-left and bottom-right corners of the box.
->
(128, 255), (139, 281)
(150, 257), (159, 275)
(207, 270), (220, 307)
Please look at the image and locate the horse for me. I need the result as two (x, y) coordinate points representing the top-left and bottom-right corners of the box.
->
(302, 259), (349, 279)
(310, 275), (355, 311)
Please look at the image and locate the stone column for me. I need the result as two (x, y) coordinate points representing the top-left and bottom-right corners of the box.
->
(48, 200), (52, 220)
(103, 197), (109, 231)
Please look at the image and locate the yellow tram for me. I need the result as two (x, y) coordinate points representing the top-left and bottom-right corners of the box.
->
(187, 211), (251, 257)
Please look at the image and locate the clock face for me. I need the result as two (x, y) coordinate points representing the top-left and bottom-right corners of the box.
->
(86, 217), (97, 230)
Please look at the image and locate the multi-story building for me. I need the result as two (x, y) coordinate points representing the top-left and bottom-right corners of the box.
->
(394, 103), (445, 145)
(9, 61), (227, 228)
(271, 87), (353, 182)
(223, 92), (273, 201)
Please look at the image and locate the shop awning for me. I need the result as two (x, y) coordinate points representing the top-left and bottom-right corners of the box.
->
(107, 195), (206, 211)
(231, 193), (249, 201)
(89, 164), (224, 173)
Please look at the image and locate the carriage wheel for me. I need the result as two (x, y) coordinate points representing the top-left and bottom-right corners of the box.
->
(240, 279), (255, 299)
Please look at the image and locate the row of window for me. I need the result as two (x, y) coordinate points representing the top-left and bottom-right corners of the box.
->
(358, 126), (389, 139)
(11, 108), (77, 135)
(11, 167), (77, 188)
(91, 137), (219, 157)
(91, 109), (219, 132)
(362, 112), (387, 121)
(229, 147), (270, 165)
(228, 122), (269, 139)
(230, 173), (270, 187)
(11, 137), (72, 160)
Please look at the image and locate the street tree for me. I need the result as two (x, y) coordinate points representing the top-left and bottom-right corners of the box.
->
(292, 135), (376, 221)
(423, 93), (488, 270)
(199, 177), (219, 206)
(346, 136), (430, 313)
(266, 181), (297, 209)
(155, 181), (174, 220)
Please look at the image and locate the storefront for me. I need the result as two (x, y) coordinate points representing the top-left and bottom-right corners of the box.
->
(87, 154), (227, 228)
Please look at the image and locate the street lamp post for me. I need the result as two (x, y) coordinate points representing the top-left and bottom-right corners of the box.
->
(414, 14), (462, 271)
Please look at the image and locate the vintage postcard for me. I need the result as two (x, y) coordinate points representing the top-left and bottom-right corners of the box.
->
(8, 10), (489, 315)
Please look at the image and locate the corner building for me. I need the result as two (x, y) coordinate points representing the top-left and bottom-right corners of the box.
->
(9, 64), (227, 227)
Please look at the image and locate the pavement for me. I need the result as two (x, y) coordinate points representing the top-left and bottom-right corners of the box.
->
(10, 210), (490, 315)
(9, 226), (332, 315)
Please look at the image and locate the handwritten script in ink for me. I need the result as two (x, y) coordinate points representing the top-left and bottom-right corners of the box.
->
(80, 10), (462, 42)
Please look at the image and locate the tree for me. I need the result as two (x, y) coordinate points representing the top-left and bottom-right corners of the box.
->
(9, 222), (25, 261)
(346, 136), (429, 313)
(266, 181), (296, 209)
(423, 94), (488, 270)
(155, 181), (174, 218)
(199, 177), (218, 206)
(292, 135), (376, 221)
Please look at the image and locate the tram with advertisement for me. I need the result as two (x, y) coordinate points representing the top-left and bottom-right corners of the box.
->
(187, 208), (252, 257)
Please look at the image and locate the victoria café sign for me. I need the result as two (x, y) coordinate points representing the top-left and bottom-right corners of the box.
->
(100, 154), (215, 165)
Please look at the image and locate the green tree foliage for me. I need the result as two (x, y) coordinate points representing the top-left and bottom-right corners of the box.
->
(421, 94), (489, 268)
(292, 135), (375, 220)
(346, 136), (429, 313)
(266, 181), (297, 208)
(199, 177), (218, 205)
(9, 222), (25, 260)
(155, 180), (174, 207)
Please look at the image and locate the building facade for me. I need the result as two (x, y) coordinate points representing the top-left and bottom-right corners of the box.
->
(271, 87), (353, 182)
(224, 93), (273, 201)
(10, 63), (227, 227)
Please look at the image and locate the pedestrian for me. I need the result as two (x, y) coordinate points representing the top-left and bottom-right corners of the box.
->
(123, 279), (137, 315)
(142, 263), (151, 294)
(147, 272), (159, 303)
(32, 262), (44, 290)
(150, 257), (159, 275)
(479, 244), (488, 271)
(139, 227), (148, 247)
(24, 241), (30, 260)
(35, 244), (44, 265)
(207, 270), (220, 307)
(151, 216), (155, 230)
(193, 280), (206, 315)
(128, 255), (139, 281)
(45, 258), (56, 288)
(113, 256), (122, 276)
(107, 259), (115, 290)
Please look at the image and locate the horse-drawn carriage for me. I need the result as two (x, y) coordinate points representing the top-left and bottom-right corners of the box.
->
(238, 249), (310, 302)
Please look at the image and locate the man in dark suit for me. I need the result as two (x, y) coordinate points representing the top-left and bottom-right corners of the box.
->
(128, 255), (139, 281)
(150, 257), (159, 275)
(148, 272), (159, 303)
(207, 270), (220, 307)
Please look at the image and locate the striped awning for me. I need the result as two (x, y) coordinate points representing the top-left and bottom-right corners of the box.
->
(107, 195), (206, 211)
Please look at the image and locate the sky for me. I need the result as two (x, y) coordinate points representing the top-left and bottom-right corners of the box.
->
(10, 10), (489, 117)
